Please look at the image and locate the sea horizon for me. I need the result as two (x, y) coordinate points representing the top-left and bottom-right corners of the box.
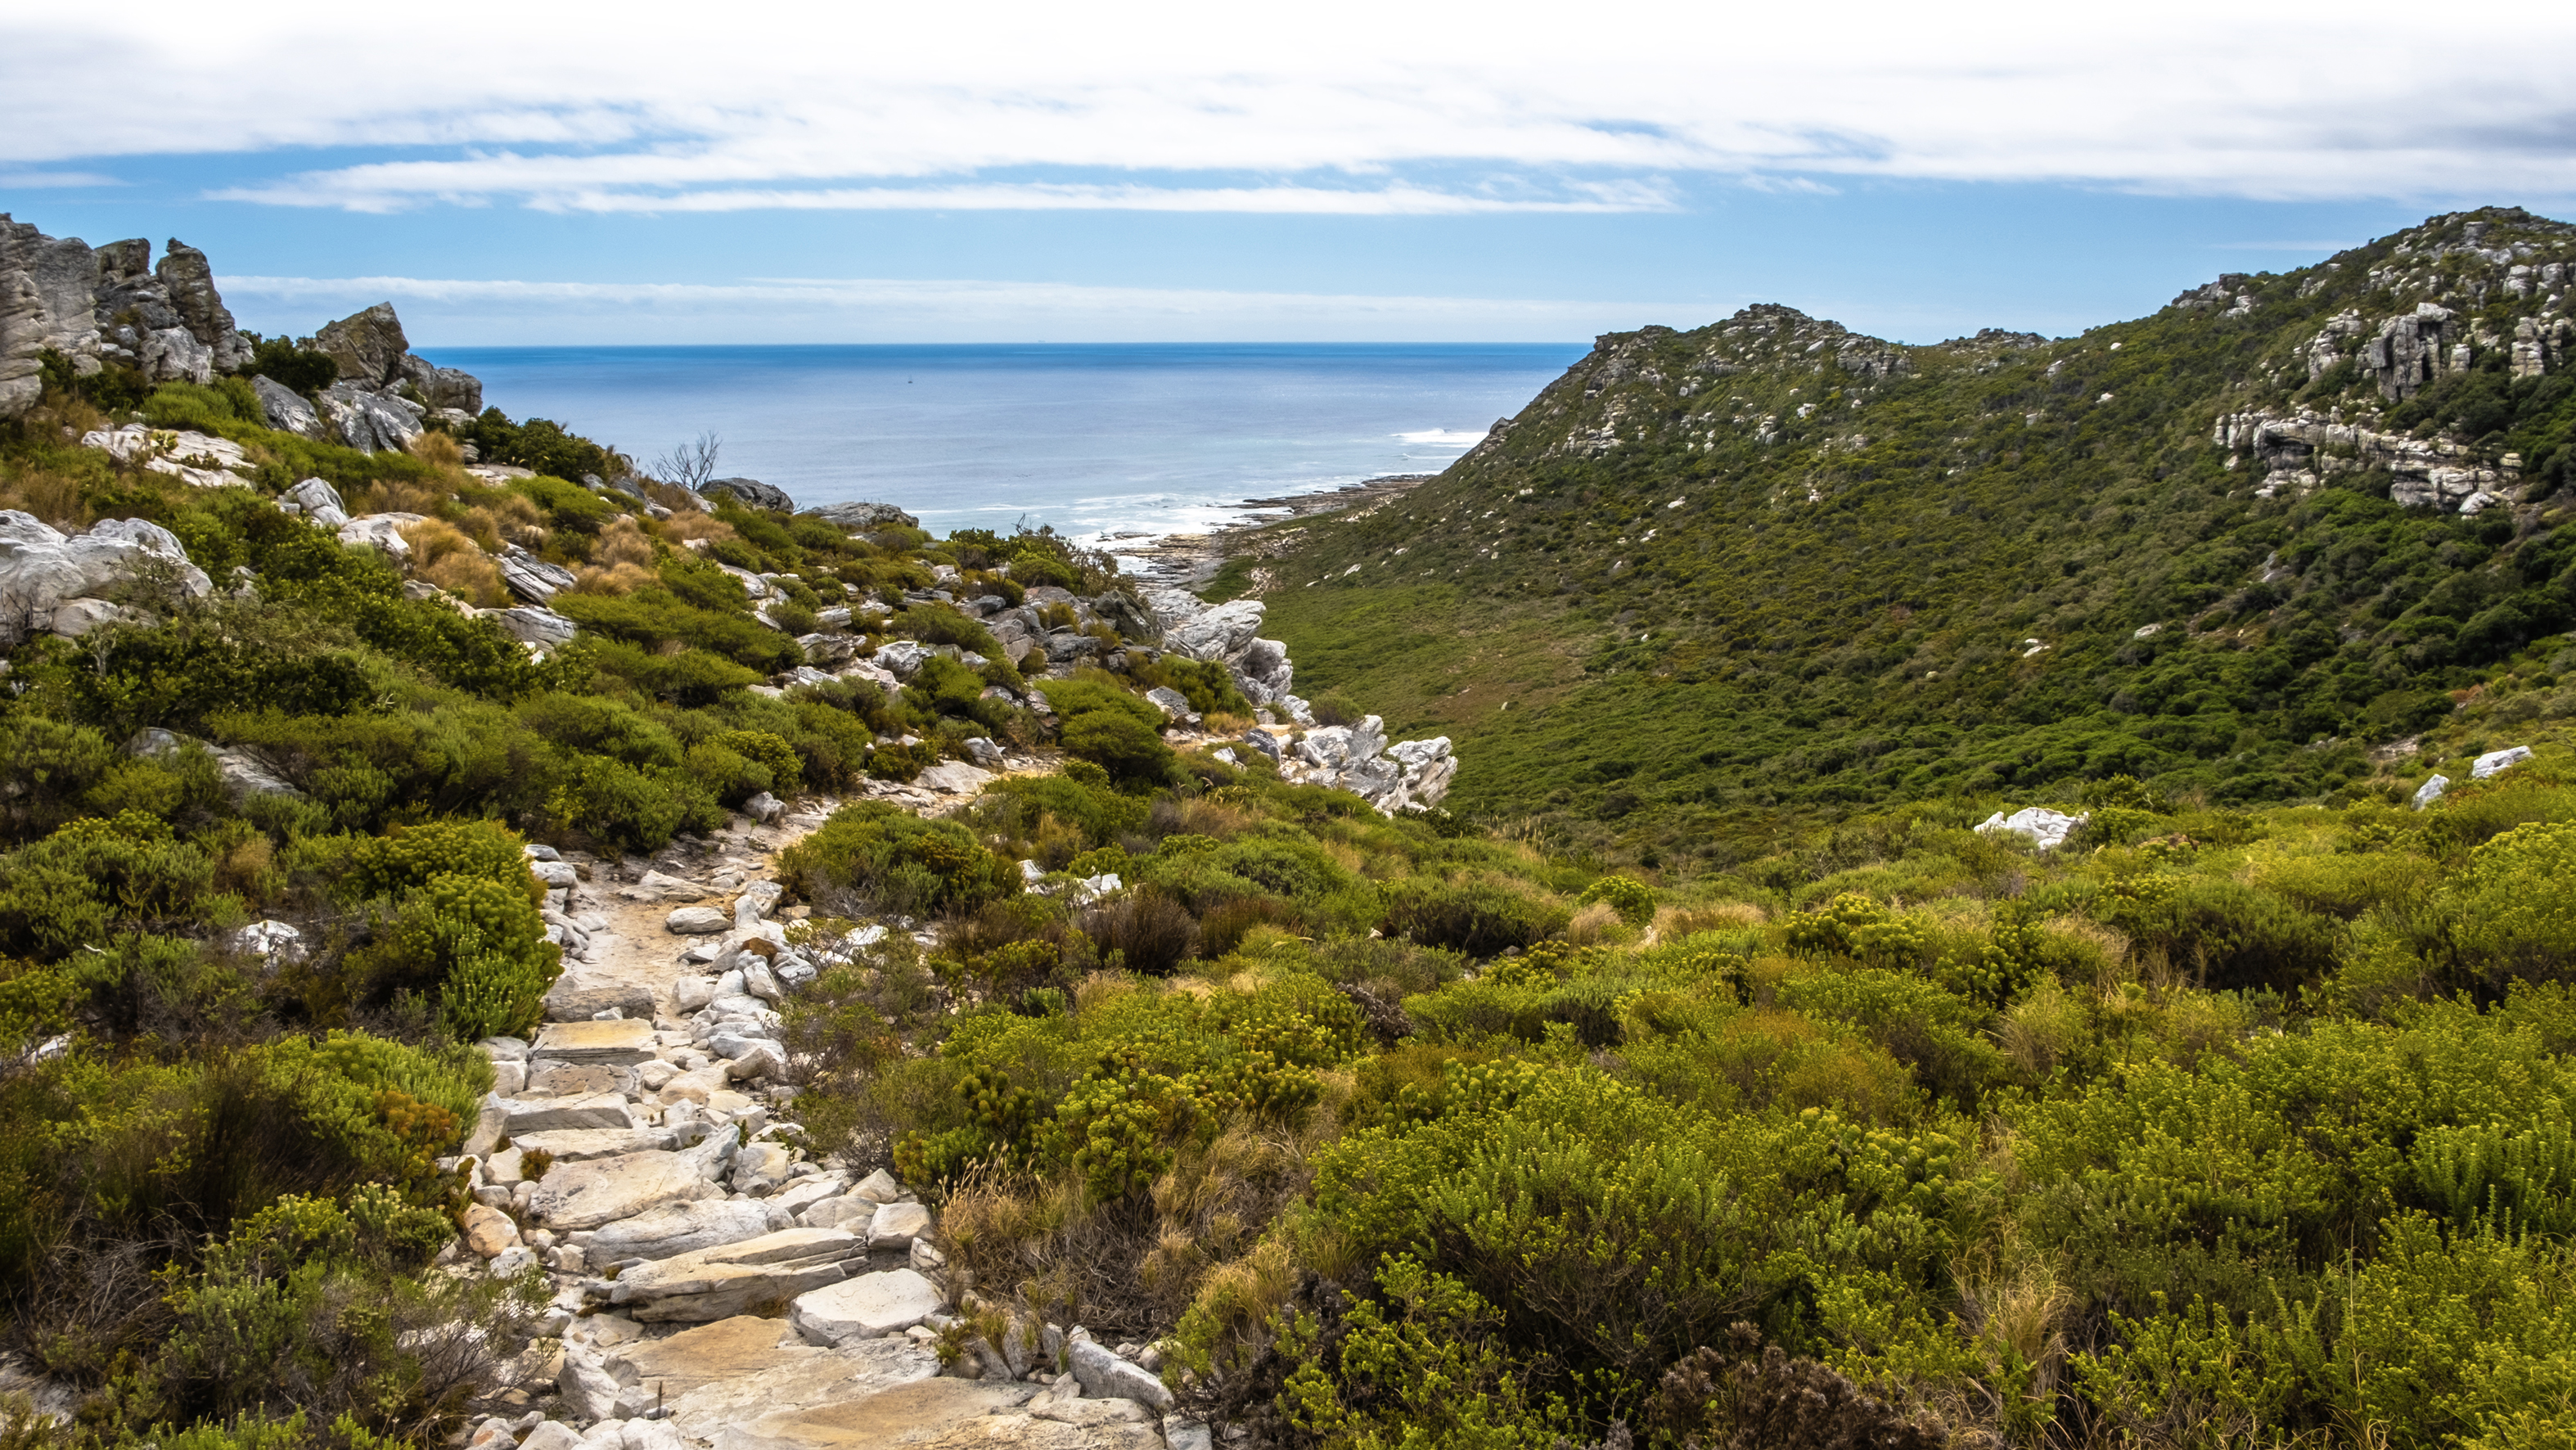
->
(414, 340), (1588, 552)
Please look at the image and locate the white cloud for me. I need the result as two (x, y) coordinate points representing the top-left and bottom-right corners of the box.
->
(15, 0), (2576, 211)
(214, 271), (1694, 343)
(0, 169), (123, 188)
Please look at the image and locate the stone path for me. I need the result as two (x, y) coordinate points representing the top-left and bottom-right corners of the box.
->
(452, 789), (1207, 1450)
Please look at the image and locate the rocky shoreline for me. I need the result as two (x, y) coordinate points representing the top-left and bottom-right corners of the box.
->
(1116, 472), (1437, 591)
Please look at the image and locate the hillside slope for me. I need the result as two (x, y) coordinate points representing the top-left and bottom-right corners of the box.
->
(1229, 207), (2576, 862)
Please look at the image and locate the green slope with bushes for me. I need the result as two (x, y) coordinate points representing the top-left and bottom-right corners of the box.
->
(1232, 206), (2576, 867)
(0, 367), (1184, 1449)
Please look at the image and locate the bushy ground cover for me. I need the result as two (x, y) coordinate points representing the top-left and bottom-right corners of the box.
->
(0, 377), (1164, 1449)
(769, 714), (2576, 1449)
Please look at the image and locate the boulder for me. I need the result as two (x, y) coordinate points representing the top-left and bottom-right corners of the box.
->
(0, 511), (214, 631)
(589, 1200), (791, 1263)
(871, 641), (933, 678)
(337, 511), (426, 561)
(500, 547), (579, 604)
(313, 302), (410, 389)
(282, 477), (345, 515)
(866, 1202), (930, 1251)
(913, 762), (993, 795)
(319, 381), (424, 453)
(234, 919), (305, 961)
(533, 1019), (660, 1065)
(703, 478), (794, 511)
(545, 976), (657, 1022)
(529, 1148), (725, 1231)
(1142, 687), (1198, 725)
(1065, 1340), (1173, 1411)
(786, 1269), (943, 1345)
(1, 217), (106, 419)
(1164, 599), (1265, 663)
(669, 906), (732, 935)
(2473, 745), (2533, 779)
(803, 501), (919, 530)
(254, 378), (326, 438)
(2412, 773), (2452, 810)
(126, 727), (301, 804)
(625, 871), (718, 903)
(1973, 807), (2089, 851)
(397, 352), (484, 413)
(850, 1170), (902, 1205)
(462, 1203), (520, 1259)
(801, 1196), (871, 1232)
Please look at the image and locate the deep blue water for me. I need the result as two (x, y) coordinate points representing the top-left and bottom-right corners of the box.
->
(414, 343), (1586, 547)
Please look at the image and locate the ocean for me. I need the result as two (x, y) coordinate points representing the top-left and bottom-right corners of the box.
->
(414, 343), (1587, 548)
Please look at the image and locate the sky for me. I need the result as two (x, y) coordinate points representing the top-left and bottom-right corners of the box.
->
(7, 0), (2576, 346)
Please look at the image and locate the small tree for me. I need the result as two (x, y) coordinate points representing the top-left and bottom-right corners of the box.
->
(652, 430), (723, 489)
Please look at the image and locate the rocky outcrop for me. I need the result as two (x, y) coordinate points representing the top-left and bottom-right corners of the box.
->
(79, 425), (258, 489)
(251, 375), (325, 437)
(1146, 592), (1296, 709)
(1245, 715), (1456, 814)
(805, 501), (919, 530)
(0, 221), (257, 412)
(2212, 409), (2517, 511)
(0, 511), (214, 639)
(704, 478), (795, 511)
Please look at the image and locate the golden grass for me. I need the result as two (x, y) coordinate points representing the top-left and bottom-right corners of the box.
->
(406, 431), (465, 469)
(659, 510), (736, 545)
(399, 518), (507, 606)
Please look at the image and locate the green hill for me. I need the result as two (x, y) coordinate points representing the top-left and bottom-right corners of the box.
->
(1228, 206), (2576, 865)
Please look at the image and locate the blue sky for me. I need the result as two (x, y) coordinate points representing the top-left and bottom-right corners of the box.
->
(8, 0), (2575, 346)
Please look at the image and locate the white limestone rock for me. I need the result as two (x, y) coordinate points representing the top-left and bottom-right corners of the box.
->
(2473, 745), (2533, 779)
(588, 1199), (792, 1263)
(1974, 807), (2090, 851)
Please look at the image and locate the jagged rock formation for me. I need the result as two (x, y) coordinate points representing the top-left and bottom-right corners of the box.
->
(2, 216), (484, 454)
(1, 217), (256, 414)
(804, 501), (919, 529)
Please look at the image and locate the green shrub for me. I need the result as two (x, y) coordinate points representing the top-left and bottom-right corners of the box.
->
(1575, 873), (1657, 925)
(778, 802), (1021, 917)
(1379, 880), (1570, 958)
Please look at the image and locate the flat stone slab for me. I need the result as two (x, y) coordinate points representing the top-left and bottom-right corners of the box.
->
(714, 1380), (1037, 1450)
(610, 1227), (869, 1322)
(504, 1092), (635, 1136)
(530, 1149), (721, 1231)
(509, 1127), (677, 1163)
(789, 1269), (943, 1345)
(534, 1019), (659, 1065)
(667, 1336), (939, 1445)
(591, 1200), (790, 1262)
(525, 1063), (637, 1099)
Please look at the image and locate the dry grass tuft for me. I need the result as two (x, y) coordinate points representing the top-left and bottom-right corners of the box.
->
(399, 519), (507, 606)
(349, 479), (447, 516)
(0, 466), (89, 530)
(1565, 900), (1625, 946)
(406, 432), (465, 469)
(572, 516), (658, 596)
(660, 510), (736, 545)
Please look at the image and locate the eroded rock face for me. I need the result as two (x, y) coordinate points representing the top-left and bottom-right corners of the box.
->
(322, 381), (425, 453)
(0, 214), (104, 417)
(253, 376), (326, 438)
(314, 302), (411, 390)
(155, 240), (252, 373)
